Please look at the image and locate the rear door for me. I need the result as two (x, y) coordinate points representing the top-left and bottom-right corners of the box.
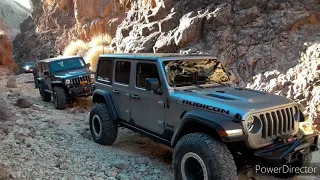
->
(109, 59), (133, 122)
(96, 58), (132, 122)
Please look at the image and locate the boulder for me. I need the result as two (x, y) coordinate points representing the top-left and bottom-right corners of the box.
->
(0, 98), (14, 122)
(0, 166), (8, 180)
(6, 76), (17, 88)
(15, 98), (32, 108)
(0, 123), (9, 134)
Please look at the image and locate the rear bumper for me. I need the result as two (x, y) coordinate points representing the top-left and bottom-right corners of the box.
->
(254, 133), (318, 166)
(66, 84), (95, 98)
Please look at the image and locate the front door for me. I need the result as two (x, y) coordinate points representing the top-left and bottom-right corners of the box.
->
(130, 61), (165, 135)
(44, 63), (52, 91)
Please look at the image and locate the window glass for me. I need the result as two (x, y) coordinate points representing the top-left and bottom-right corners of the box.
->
(38, 63), (42, 73)
(45, 63), (49, 71)
(41, 63), (45, 73)
(24, 62), (35, 67)
(50, 57), (86, 72)
(136, 63), (160, 89)
(97, 59), (113, 82)
(163, 59), (229, 87)
(115, 61), (131, 85)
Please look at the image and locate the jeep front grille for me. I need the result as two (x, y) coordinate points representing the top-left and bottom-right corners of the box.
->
(71, 75), (91, 85)
(257, 106), (299, 140)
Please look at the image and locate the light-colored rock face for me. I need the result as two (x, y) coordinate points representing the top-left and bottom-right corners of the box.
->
(0, 0), (29, 39)
(247, 43), (320, 131)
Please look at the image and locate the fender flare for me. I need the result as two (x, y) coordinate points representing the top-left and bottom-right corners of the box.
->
(92, 89), (119, 121)
(171, 110), (243, 146)
(37, 77), (44, 84)
(51, 81), (63, 86)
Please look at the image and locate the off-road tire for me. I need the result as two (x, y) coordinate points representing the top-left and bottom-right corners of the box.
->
(173, 133), (238, 180)
(53, 86), (66, 110)
(89, 103), (118, 145)
(39, 84), (51, 102)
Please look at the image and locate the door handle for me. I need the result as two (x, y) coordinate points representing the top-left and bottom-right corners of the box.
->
(112, 90), (119, 94)
(130, 94), (140, 99)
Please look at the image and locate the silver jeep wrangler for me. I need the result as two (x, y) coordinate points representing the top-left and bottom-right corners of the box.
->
(89, 53), (318, 179)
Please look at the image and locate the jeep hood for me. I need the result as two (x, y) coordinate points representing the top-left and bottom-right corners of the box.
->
(53, 68), (92, 78)
(170, 86), (295, 118)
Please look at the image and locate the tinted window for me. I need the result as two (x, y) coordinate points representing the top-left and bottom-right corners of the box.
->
(115, 61), (131, 85)
(136, 63), (160, 89)
(24, 62), (35, 67)
(50, 58), (86, 72)
(97, 59), (113, 83)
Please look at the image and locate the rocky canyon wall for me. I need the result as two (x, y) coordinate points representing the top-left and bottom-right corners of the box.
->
(0, 32), (19, 73)
(12, 0), (320, 128)
(0, 0), (29, 40)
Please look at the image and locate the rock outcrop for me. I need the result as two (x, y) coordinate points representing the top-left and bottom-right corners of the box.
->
(13, 0), (128, 69)
(13, 0), (320, 128)
(0, 32), (19, 73)
(0, 0), (29, 40)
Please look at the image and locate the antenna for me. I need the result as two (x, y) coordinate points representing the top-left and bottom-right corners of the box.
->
(101, 1), (105, 54)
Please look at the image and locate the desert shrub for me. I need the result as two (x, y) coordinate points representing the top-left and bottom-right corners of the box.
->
(84, 46), (114, 72)
(63, 40), (89, 56)
(119, 0), (126, 6)
(88, 34), (112, 48)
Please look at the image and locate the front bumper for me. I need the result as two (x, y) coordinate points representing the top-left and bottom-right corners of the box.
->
(67, 84), (95, 98)
(24, 69), (34, 73)
(254, 133), (318, 165)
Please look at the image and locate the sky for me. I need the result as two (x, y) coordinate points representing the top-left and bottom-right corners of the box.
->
(14, 0), (31, 9)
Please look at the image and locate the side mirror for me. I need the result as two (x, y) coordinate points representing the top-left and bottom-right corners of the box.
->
(146, 78), (159, 91)
(44, 71), (50, 76)
(87, 63), (91, 67)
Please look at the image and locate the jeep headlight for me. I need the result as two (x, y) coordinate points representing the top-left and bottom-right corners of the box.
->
(65, 79), (71, 85)
(245, 115), (262, 134)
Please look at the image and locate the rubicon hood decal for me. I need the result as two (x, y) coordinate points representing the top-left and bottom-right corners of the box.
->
(182, 100), (230, 115)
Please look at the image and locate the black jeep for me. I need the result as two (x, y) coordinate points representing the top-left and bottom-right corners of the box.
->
(23, 62), (36, 73)
(35, 56), (95, 110)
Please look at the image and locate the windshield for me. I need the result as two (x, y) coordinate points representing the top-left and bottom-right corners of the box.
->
(24, 62), (35, 67)
(163, 59), (229, 87)
(50, 58), (86, 72)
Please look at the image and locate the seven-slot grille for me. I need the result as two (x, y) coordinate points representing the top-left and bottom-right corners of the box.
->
(256, 106), (298, 140)
(71, 75), (91, 85)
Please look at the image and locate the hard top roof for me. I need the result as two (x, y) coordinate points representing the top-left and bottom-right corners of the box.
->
(24, 62), (36, 64)
(37, 56), (83, 63)
(99, 53), (218, 61)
